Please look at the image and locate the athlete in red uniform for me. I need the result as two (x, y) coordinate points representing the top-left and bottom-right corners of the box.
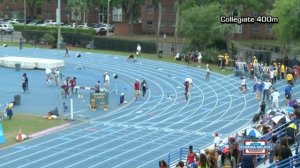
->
(134, 79), (140, 100)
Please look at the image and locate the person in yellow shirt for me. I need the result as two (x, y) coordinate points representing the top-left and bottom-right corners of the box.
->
(286, 73), (294, 85)
(253, 56), (258, 64)
(218, 54), (224, 67)
(5, 101), (15, 120)
(280, 64), (285, 79)
(224, 53), (229, 65)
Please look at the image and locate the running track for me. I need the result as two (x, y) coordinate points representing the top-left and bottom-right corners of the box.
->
(0, 47), (299, 168)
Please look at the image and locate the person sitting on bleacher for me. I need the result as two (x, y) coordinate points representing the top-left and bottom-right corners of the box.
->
(220, 147), (236, 168)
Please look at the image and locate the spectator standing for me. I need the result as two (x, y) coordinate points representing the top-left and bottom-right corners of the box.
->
(171, 44), (175, 56)
(264, 135), (278, 165)
(280, 64), (285, 79)
(19, 38), (23, 50)
(250, 63), (254, 79)
(271, 89), (280, 110)
(197, 52), (202, 66)
(253, 56), (258, 64)
(186, 146), (197, 166)
(263, 80), (272, 101)
(238, 154), (256, 168)
(284, 55), (290, 67)
(22, 73), (29, 93)
(274, 137), (293, 166)
(65, 44), (70, 57)
(253, 76), (258, 92)
(277, 63), (281, 80)
(256, 80), (263, 101)
(214, 132), (222, 151)
(206, 64), (211, 80)
(221, 57), (226, 71)
(136, 44), (141, 58)
(159, 160), (168, 168)
(284, 83), (292, 105)
(199, 153), (209, 168)
(140, 79), (148, 99)
(269, 68), (274, 84)
(208, 149), (218, 168)
(260, 101), (266, 118)
(286, 72), (294, 86)
(134, 79), (140, 100)
(229, 136), (239, 165)
(221, 148), (236, 168)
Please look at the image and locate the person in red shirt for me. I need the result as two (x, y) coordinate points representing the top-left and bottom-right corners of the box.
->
(69, 77), (77, 94)
(186, 146), (196, 166)
(184, 81), (190, 101)
(134, 79), (140, 100)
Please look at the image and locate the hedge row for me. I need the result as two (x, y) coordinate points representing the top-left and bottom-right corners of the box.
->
(21, 30), (157, 53)
(14, 24), (96, 36)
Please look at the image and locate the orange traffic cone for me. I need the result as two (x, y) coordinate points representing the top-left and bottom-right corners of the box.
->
(17, 129), (23, 142)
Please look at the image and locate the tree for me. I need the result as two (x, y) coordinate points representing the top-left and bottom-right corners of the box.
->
(27, 0), (42, 20)
(120, 0), (145, 35)
(179, 2), (223, 50)
(174, 0), (185, 53)
(66, 0), (87, 33)
(270, 0), (300, 56)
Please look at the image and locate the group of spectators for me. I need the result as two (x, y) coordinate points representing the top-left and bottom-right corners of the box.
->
(159, 55), (300, 168)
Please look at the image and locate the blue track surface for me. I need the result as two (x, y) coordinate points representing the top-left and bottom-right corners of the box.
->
(0, 46), (299, 168)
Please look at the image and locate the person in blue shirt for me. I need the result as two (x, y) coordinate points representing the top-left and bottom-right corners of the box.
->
(256, 81), (264, 101)
(119, 93), (127, 105)
(284, 83), (292, 105)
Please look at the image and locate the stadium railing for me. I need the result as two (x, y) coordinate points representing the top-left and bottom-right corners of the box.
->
(166, 119), (299, 167)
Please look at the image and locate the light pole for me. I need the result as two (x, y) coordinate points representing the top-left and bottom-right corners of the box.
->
(24, 0), (26, 27)
(106, 0), (111, 37)
(56, 0), (62, 49)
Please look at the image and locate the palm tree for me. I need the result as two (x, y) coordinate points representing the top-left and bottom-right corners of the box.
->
(66, 0), (86, 33)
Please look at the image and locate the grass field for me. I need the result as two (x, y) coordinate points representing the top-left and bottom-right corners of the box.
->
(0, 113), (69, 148)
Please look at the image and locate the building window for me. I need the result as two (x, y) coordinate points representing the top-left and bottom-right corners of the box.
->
(252, 11), (258, 17)
(146, 21), (153, 30)
(46, 0), (51, 4)
(146, 5), (153, 14)
(252, 23), (259, 33)
(234, 24), (242, 33)
(46, 10), (52, 19)
(112, 7), (122, 22)
(266, 24), (272, 34)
